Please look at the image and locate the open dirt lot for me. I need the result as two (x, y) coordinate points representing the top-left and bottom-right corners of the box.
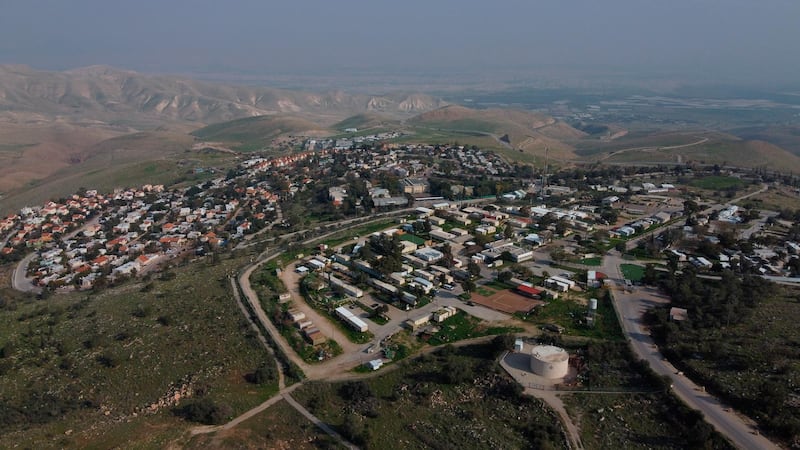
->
(470, 289), (543, 314)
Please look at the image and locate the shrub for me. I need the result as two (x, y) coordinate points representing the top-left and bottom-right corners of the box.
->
(174, 398), (231, 425)
(96, 353), (118, 368)
(246, 363), (277, 385)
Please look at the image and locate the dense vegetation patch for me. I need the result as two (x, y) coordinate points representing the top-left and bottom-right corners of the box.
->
(648, 269), (800, 443)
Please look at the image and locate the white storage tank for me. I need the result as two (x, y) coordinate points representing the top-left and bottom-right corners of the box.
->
(530, 345), (569, 379)
(589, 298), (598, 310)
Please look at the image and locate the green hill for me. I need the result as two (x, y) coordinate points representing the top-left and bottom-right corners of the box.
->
(191, 115), (328, 151)
(333, 113), (400, 131)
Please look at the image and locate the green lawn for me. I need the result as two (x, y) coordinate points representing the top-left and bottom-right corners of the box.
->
(476, 286), (496, 296)
(579, 257), (603, 266)
(400, 233), (426, 246)
(690, 175), (745, 190)
(620, 264), (645, 282)
(426, 312), (521, 346)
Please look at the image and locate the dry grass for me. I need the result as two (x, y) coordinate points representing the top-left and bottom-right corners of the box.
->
(0, 122), (122, 193)
(738, 187), (800, 212)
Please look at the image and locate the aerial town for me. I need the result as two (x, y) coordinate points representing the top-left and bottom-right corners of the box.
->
(2, 136), (799, 449)
(2, 139), (795, 298)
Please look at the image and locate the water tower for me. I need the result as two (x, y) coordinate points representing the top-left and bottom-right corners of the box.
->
(530, 345), (569, 379)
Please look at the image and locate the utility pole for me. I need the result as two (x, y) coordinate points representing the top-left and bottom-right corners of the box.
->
(541, 146), (549, 197)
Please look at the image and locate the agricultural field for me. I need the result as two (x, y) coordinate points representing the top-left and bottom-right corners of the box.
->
(0, 253), (278, 448)
(292, 342), (568, 449)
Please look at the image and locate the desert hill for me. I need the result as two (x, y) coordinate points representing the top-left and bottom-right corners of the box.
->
(408, 105), (585, 160)
(0, 65), (446, 127)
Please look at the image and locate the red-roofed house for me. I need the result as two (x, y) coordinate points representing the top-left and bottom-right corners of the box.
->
(516, 285), (542, 299)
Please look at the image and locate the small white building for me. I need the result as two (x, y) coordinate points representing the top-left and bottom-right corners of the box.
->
(366, 359), (383, 371)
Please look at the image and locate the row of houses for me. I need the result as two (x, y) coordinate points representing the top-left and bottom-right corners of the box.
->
(286, 309), (327, 346)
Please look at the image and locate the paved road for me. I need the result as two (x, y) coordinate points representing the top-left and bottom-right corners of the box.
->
(10, 217), (102, 294)
(596, 136), (710, 162)
(0, 226), (18, 250)
(11, 252), (39, 293)
(600, 251), (778, 450)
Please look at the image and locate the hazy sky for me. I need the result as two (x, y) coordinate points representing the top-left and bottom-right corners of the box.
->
(1, 0), (799, 85)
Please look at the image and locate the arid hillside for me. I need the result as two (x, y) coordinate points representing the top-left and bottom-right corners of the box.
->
(0, 65), (447, 127)
(408, 105), (585, 160)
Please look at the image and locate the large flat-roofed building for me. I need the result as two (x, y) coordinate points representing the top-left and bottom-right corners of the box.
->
(335, 306), (369, 332)
(402, 178), (429, 194)
(414, 247), (444, 263)
(329, 275), (364, 298)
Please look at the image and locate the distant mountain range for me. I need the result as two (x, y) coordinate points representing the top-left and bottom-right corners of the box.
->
(0, 65), (447, 127)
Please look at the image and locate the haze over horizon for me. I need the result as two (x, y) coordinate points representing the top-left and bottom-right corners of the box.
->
(1, 0), (800, 89)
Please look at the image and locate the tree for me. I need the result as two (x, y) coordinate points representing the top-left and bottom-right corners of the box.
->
(441, 243), (454, 267)
(467, 261), (481, 278)
(600, 207), (619, 225)
(248, 362), (277, 385)
(683, 199), (700, 216)
(461, 279), (477, 295)
(643, 263), (658, 285)
(491, 334), (516, 356)
(555, 219), (569, 236)
(549, 246), (567, 263)
(497, 270), (513, 283)
(503, 223), (515, 239)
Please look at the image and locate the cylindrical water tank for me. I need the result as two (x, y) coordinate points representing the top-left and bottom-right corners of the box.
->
(530, 345), (569, 379)
(589, 298), (598, 310)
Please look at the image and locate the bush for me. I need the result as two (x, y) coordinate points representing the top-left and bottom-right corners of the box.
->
(156, 315), (173, 326)
(339, 381), (373, 401)
(96, 353), (118, 368)
(246, 363), (277, 385)
(174, 398), (231, 425)
(131, 304), (150, 317)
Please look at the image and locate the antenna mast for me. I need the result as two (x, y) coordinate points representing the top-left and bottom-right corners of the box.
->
(541, 146), (549, 196)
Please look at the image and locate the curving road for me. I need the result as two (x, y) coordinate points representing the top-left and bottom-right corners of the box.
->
(12, 252), (40, 293)
(600, 251), (778, 450)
